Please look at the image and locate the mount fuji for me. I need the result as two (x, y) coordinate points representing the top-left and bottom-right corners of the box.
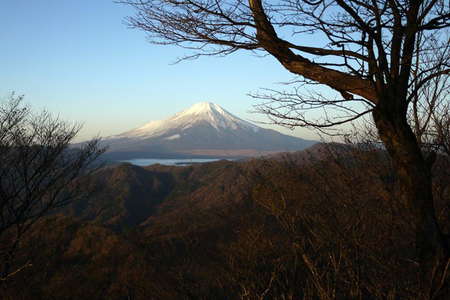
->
(102, 102), (316, 159)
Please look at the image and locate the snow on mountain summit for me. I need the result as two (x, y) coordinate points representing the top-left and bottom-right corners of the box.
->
(113, 102), (259, 139)
(100, 102), (315, 158)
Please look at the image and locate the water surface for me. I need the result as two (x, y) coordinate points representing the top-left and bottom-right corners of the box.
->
(120, 158), (226, 166)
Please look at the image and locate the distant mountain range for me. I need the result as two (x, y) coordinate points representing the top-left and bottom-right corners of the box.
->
(101, 102), (315, 159)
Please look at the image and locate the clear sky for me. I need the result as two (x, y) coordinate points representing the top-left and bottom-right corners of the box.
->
(0, 0), (320, 142)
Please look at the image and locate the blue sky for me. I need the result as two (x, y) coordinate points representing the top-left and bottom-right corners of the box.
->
(0, 0), (320, 141)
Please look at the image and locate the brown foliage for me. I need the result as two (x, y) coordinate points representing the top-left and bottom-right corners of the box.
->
(2, 145), (449, 299)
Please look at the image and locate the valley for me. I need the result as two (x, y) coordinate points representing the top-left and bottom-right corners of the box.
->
(2, 144), (449, 299)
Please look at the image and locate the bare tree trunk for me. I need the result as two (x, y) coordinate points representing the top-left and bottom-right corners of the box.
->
(373, 104), (449, 299)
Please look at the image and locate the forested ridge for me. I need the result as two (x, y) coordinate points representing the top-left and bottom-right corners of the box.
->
(2, 144), (449, 299)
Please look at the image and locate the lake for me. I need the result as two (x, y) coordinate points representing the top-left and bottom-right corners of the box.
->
(119, 158), (227, 166)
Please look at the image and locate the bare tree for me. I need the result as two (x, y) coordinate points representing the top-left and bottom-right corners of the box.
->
(120, 0), (450, 298)
(0, 94), (104, 281)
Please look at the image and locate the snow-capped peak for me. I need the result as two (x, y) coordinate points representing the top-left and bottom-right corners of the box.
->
(110, 102), (260, 139)
(177, 102), (220, 116)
